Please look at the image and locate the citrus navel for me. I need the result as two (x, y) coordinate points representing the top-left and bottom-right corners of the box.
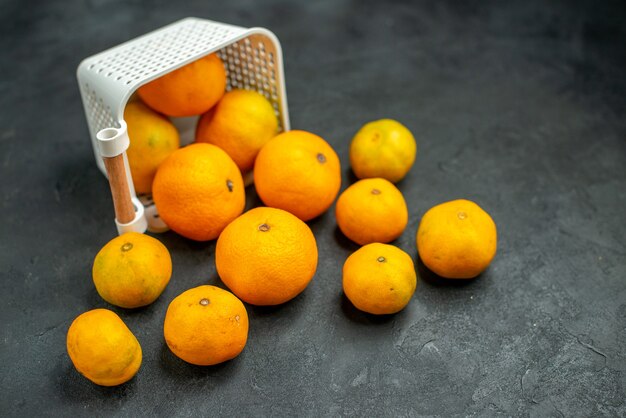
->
(343, 243), (417, 315)
(335, 178), (408, 245)
(216, 207), (318, 305)
(163, 285), (248, 366)
(350, 119), (417, 183)
(92, 232), (172, 309)
(196, 89), (278, 172)
(152, 143), (245, 241)
(124, 100), (180, 195)
(137, 53), (226, 117)
(254, 130), (341, 221)
(417, 199), (497, 279)
(66, 309), (142, 386)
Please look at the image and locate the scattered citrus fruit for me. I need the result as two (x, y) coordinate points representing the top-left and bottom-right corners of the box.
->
(137, 53), (226, 117)
(163, 285), (248, 366)
(343, 243), (417, 315)
(350, 119), (417, 183)
(152, 143), (245, 241)
(66, 309), (142, 386)
(196, 89), (278, 172)
(335, 178), (408, 245)
(216, 207), (318, 305)
(92, 232), (172, 308)
(417, 199), (497, 279)
(254, 130), (341, 221)
(124, 100), (180, 194)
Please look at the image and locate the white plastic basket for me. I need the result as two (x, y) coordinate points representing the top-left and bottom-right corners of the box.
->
(77, 17), (290, 233)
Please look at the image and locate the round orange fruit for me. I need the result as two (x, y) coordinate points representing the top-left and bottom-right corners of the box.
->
(417, 199), (497, 279)
(343, 243), (417, 315)
(92, 232), (172, 309)
(254, 130), (341, 221)
(216, 207), (318, 305)
(124, 100), (180, 194)
(66, 309), (142, 386)
(350, 119), (417, 183)
(137, 53), (226, 117)
(163, 285), (248, 366)
(196, 89), (278, 172)
(152, 143), (245, 241)
(335, 178), (408, 245)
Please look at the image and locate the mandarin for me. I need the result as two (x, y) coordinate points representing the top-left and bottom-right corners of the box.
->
(137, 53), (226, 117)
(92, 232), (172, 309)
(254, 130), (341, 221)
(417, 199), (497, 279)
(216, 207), (318, 305)
(335, 178), (408, 245)
(196, 89), (278, 172)
(152, 143), (245, 241)
(163, 285), (248, 366)
(66, 309), (142, 386)
(343, 243), (417, 315)
(124, 100), (180, 194)
(350, 119), (416, 183)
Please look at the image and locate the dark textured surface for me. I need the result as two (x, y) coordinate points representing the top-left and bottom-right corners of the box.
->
(1, 0), (625, 416)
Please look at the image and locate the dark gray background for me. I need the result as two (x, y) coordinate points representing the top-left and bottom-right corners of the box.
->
(1, 0), (625, 416)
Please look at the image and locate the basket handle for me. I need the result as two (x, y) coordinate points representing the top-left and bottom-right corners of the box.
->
(96, 122), (147, 235)
(102, 155), (135, 223)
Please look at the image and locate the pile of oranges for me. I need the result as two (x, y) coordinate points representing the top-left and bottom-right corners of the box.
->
(66, 53), (498, 386)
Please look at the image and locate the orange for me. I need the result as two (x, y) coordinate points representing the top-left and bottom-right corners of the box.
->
(137, 53), (226, 117)
(350, 119), (417, 183)
(417, 199), (497, 279)
(216, 207), (318, 305)
(343, 243), (417, 315)
(163, 285), (248, 366)
(196, 89), (278, 172)
(152, 143), (245, 241)
(66, 309), (142, 386)
(335, 178), (408, 245)
(92, 232), (172, 308)
(124, 100), (180, 194)
(254, 130), (341, 221)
